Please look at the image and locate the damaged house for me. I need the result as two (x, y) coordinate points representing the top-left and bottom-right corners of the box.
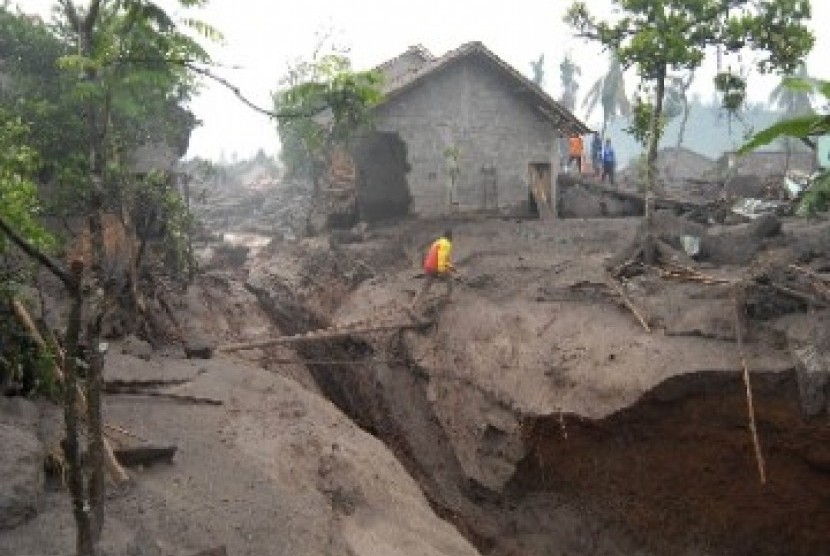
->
(319, 42), (590, 226)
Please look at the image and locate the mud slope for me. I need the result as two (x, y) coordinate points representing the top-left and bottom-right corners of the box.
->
(240, 217), (829, 556)
(0, 352), (481, 556)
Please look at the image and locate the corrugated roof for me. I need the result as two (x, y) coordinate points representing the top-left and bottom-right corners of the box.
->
(377, 41), (592, 136)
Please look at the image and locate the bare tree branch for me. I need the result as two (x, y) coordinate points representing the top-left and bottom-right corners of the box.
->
(0, 215), (76, 291)
(183, 62), (320, 120)
(84, 0), (103, 33)
(113, 57), (326, 120)
(57, 0), (80, 30)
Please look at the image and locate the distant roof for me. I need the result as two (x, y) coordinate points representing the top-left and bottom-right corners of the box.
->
(376, 41), (591, 136)
(375, 44), (434, 75)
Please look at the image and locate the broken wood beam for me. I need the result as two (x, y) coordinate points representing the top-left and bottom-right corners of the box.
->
(113, 445), (177, 467)
(658, 263), (732, 285)
(788, 264), (830, 299)
(218, 321), (431, 353)
(105, 378), (192, 389)
(267, 358), (407, 366)
(767, 283), (829, 308)
(104, 389), (223, 406)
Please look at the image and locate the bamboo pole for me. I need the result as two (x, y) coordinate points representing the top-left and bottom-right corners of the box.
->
(10, 298), (129, 484)
(732, 288), (767, 485)
(218, 321), (429, 353)
(606, 276), (651, 332)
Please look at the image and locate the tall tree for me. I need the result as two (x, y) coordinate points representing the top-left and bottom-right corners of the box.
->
(566, 0), (813, 258)
(0, 3), (215, 554)
(770, 64), (814, 116)
(530, 53), (545, 86)
(668, 72), (695, 148)
(582, 54), (630, 137)
(273, 52), (382, 180)
(559, 54), (581, 112)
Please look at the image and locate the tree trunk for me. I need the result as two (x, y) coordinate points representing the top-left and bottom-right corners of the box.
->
(643, 69), (666, 265)
(84, 311), (106, 542)
(182, 174), (196, 282)
(676, 73), (693, 149)
(78, 4), (107, 547)
(63, 262), (95, 556)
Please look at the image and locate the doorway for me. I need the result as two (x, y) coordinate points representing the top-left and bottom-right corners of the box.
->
(480, 164), (498, 211)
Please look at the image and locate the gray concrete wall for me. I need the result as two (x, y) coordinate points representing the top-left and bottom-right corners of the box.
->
(373, 55), (560, 217)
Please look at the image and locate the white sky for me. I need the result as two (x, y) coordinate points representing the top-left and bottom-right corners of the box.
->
(17, 0), (830, 161)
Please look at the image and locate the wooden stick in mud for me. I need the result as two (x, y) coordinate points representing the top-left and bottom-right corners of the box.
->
(788, 264), (830, 286)
(10, 298), (130, 484)
(768, 282), (829, 308)
(732, 288), (767, 486)
(104, 423), (148, 444)
(606, 276), (651, 332)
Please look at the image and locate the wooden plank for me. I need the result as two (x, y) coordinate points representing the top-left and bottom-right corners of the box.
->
(218, 321), (430, 353)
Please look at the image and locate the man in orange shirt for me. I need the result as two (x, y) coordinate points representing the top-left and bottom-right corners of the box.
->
(411, 229), (456, 310)
(568, 134), (584, 173)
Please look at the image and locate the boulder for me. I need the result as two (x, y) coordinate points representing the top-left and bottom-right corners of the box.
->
(749, 214), (782, 239)
(792, 345), (829, 417)
(0, 423), (43, 529)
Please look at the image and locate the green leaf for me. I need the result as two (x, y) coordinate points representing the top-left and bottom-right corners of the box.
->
(739, 117), (813, 153)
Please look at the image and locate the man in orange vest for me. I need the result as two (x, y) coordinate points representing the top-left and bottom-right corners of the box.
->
(411, 229), (455, 310)
(568, 134), (584, 173)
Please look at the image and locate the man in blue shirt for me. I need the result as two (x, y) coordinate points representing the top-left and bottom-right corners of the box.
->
(601, 138), (616, 185)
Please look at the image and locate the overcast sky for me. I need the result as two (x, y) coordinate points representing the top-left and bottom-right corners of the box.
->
(18, 0), (830, 161)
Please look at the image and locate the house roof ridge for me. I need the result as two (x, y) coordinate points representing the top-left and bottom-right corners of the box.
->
(372, 40), (591, 135)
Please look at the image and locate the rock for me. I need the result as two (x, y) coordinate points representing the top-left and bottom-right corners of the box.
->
(701, 225), (762, 265)
(120, 334), (154, 360)
(184, 337), (214, 360)
(724, 175), (765, 198)
(792, 345), (829, 417)
(749, 213), (782, 239)
(0, 423), (43, 529)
